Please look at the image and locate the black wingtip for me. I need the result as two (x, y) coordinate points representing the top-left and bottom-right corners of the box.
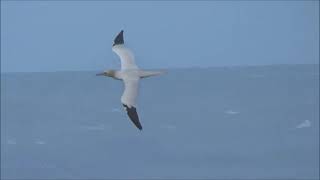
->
(122, 104), (143, 131)
(113, 30), (124, 46)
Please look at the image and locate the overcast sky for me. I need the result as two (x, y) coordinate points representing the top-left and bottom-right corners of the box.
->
(1, 1), (319, 72)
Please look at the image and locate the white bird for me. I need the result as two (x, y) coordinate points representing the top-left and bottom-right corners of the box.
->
(97, 30), (165, 130)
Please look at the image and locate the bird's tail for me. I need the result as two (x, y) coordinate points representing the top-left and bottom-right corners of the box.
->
(139, 70), (166, 78)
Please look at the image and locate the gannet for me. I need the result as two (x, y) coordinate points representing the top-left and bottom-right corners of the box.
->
(97, 30), (165, 130)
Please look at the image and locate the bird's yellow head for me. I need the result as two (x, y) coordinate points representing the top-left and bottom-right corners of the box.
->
(96, 70), (118, 79)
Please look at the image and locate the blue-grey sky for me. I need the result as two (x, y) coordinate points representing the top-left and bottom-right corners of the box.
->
(1, 1), (319, 72)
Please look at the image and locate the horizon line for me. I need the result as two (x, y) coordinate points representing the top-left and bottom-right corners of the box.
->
(1, 63), (318, 74)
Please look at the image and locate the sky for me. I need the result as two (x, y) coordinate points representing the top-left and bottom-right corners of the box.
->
(1, 1), (319, 72)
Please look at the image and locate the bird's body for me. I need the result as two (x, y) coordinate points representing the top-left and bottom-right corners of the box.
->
(97, 30), (165, 130)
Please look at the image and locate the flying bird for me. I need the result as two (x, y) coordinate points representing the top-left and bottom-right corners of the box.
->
(97, 30), (165, 130)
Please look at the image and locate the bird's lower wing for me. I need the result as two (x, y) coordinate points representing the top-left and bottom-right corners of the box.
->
(122, 104), (142, 130)
(121, 78), (142, 130)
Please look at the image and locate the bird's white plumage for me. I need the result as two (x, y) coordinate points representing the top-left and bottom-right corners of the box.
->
(112, 43), (140, 108)
(112, 45), (138, 70)
(104, 30), (165, 130)
(121, 75), (139, 108)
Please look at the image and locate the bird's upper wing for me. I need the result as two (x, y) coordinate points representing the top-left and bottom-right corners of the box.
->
(112, 31), (139, 70)
(121, 77), (142, 130)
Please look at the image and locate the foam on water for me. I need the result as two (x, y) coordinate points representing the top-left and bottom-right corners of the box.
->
(295, 120), (312, 129)
(224, 110), (240, 115)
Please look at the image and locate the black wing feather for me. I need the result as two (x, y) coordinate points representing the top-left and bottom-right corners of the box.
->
(113, 30), (124, 46)
(123, 104), (142, 130)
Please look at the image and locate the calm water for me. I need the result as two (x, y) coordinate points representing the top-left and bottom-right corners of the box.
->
(1, 64), (319, 179)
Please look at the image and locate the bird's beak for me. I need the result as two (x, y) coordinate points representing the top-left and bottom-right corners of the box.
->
(96, 72), (105, 76)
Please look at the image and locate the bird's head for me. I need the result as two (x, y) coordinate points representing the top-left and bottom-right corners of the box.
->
(96, 70), (116, 78)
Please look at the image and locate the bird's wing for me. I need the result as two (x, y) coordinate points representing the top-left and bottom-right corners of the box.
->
(121, 78), (142, 130)
(112, 30), (139, 70)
